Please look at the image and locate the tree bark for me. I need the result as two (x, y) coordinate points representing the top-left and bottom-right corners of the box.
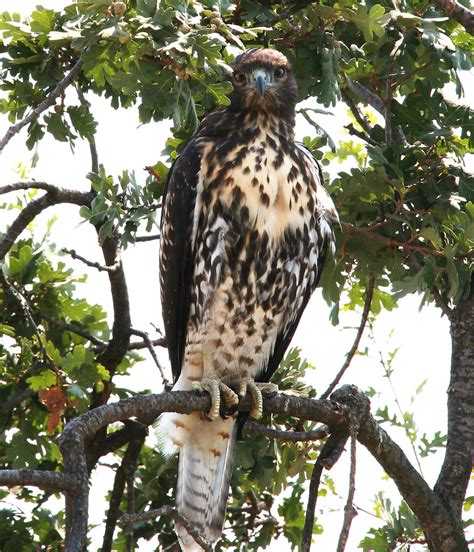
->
(434, 278), (474, 547)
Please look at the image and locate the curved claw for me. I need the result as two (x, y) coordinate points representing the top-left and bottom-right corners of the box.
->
(192, 379), (239, 420)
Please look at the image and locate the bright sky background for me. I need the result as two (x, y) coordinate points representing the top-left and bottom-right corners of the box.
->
(1, 1), (472, 551)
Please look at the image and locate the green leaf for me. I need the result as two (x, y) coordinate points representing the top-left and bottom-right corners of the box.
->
(27, 370), (57, 391)
(44, 113), (72, 142)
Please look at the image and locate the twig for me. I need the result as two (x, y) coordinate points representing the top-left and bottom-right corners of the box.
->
(134, 234), (161, 242)
(0, 59), (83, 154)
(345, 124), (379, 147)
(341, 90), (373, 136)
(336, 428), (358, 552)
(346, 81), (405, 143)
(321, 275), (375, 400)
(125, 462), (136, 552)
(76, 87), (99, 174)
(130, 328), (171, 390)
(245, 420), (329, 442)
(37, 309), (108, 348)
(341, 222), (445, 257)
(128, 337), (167, 350)
(120, 506), (212, 552)
(62, 247), (121, 273)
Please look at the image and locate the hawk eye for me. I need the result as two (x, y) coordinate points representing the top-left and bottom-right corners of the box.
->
(274, 67), (286, 78)
(233, 71), (246, 84)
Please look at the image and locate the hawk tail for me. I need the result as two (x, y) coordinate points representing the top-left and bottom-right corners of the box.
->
(175, 415), (237, 551)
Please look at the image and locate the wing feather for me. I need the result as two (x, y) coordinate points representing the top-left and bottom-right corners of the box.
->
(160, 140), (201, 382)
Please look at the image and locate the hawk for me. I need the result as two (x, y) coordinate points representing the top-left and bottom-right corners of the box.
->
(158, 48), (338, 551)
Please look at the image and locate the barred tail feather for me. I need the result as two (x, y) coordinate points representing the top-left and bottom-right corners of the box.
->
(175, 416), (237, 551)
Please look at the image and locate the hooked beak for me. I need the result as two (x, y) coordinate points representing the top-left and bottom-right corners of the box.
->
(255, 74), (267, 97)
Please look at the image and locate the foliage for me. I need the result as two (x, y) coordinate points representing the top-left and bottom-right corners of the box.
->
(0, 0), (473, 550)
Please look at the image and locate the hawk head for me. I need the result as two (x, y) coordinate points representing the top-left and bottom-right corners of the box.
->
(229, 48), (298, 118)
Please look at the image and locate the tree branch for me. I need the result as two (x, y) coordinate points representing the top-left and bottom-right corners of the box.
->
(321, 275), (375, 400)
(431, 0), (474, 34)
(102, 436), (145, 552)
(0, 59), (83, 154)
(62, 247), (121, 273)
(336, 427), (358, 552)
(76, 87), (99, 174)
(345, 81), (405, 142)
(0, 187), (94, 261)
(434, 279), (474, 526)
(134, 234), (161, 242)
(245, 420), (330, 442)
(120, 506), (212, 552)
(0, 387), (33, 413)
(0, 469), (76, 492)
(130, 328), (171, 390)
(341, 221), (445, 257)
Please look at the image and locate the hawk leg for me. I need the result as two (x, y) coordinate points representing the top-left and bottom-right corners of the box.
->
(192, 379), (239, 421)
(238, 380), (279, 419)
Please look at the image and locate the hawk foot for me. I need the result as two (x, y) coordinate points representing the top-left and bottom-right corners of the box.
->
(192, 379), (239, 421)
(238, 381), (279, 419)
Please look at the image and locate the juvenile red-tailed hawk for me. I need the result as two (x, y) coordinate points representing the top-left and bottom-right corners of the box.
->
(159, 48), (338, 550)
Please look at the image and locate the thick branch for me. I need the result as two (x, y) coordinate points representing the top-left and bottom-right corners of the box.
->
(358, 399), (468, 551)
(432, 0), (474, 34)
(0, 59), (83, 154)
(0, 469), (76, 492)
(434, 280), (474, 522)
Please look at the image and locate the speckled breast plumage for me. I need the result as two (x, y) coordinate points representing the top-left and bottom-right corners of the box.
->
(181, 114), (332, 389)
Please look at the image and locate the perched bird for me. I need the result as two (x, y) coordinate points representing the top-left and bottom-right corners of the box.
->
(158, 48), (338, 550)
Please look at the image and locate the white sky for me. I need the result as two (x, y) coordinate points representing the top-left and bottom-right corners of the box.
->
(1, 2), (472, 551)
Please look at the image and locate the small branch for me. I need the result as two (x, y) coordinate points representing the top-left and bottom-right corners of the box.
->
(102, 437), (144, 552)
(0, 181), (61, 195)
(128, 337), (167, 350)
(0, 469), (76, 492)
(76, 87), (99, 174)
(0, 59), (83, 154)
(0, 187), (94, 261)
(321, 275), (375, 400)
(341, 90), (373, 136)
(0, 387), (33, 413)
(37, 309), (108, 348)
(336, 428), (358, 552)
(431, 0), (474, 35)
(245, 420), (329, 442)
(134, 234), (161, 242)
(62, 247), (121, 273)
(120, 506), (212, 552)
(341, 222), (445, 257)
(346, 81), (405, 143)
(345, 124), (379, 147)
(130, 328), (171, 390)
